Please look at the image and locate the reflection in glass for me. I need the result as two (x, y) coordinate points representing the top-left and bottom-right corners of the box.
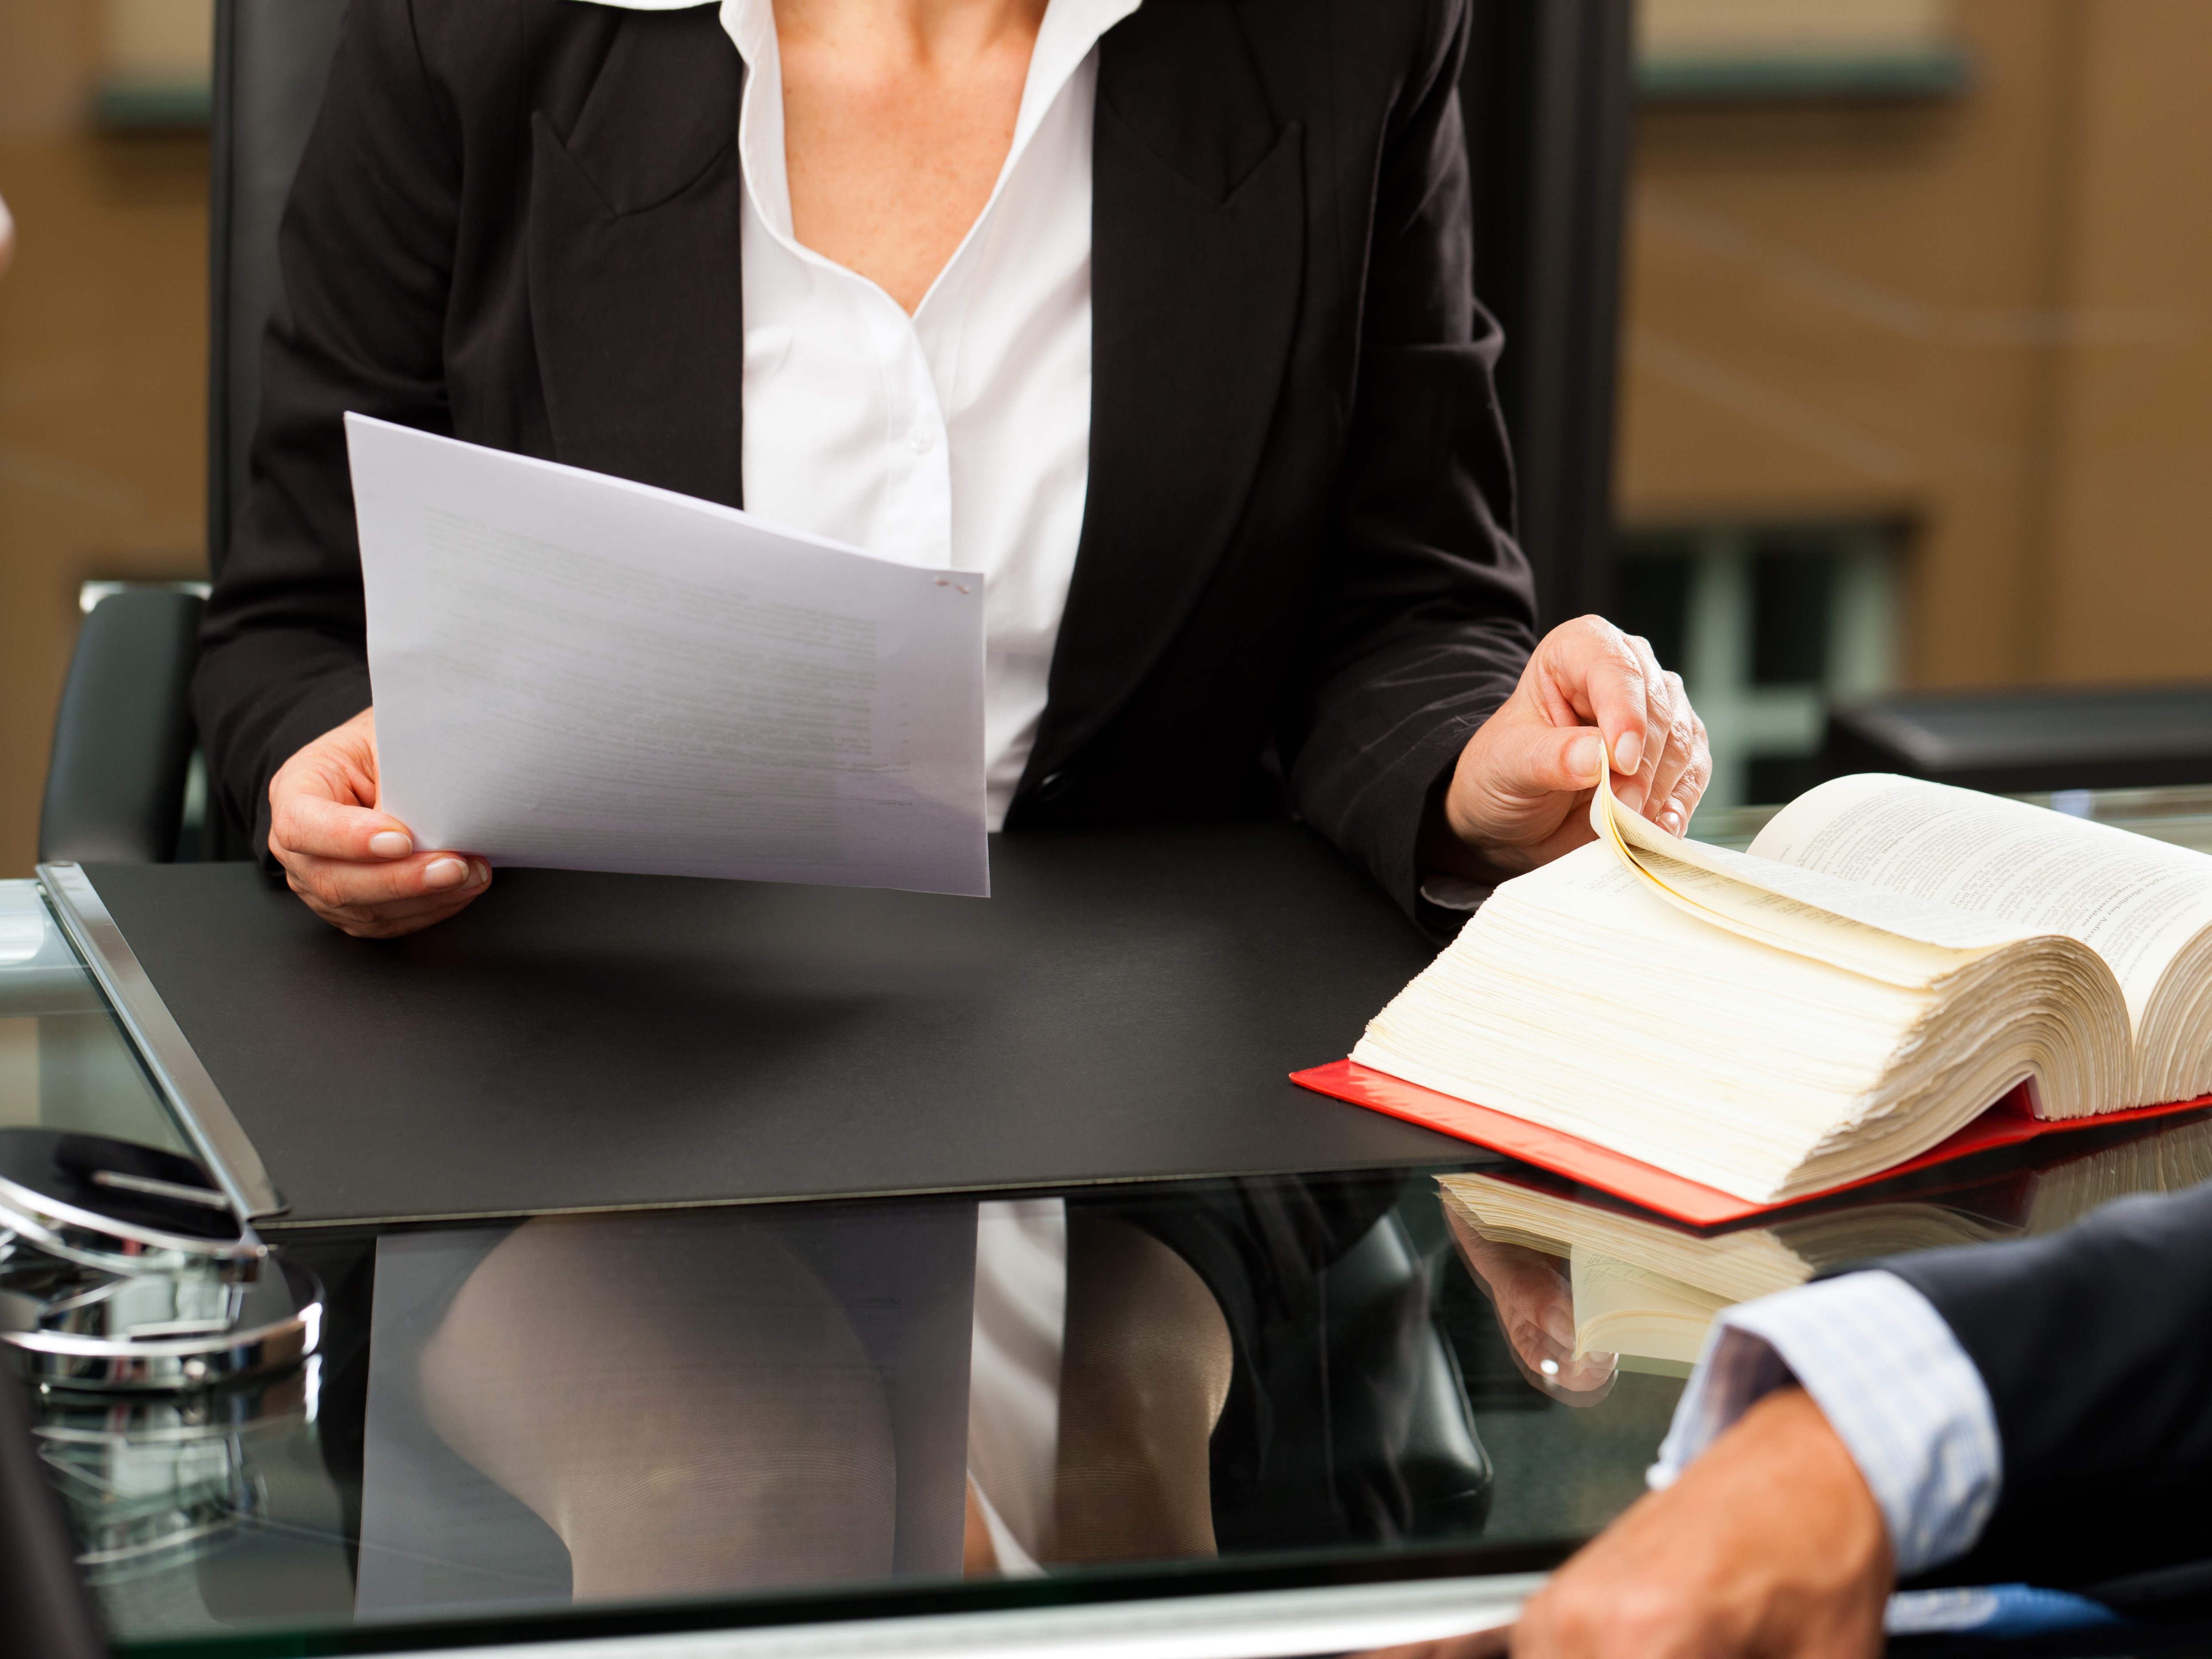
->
(1029, 1208), (1233, 1567)
(420, 1215), (903, 1599)
(1439, 1202), (1617, 1405)
(35, 1166), (1742, 1642)
(0, 883), (192, 1156)
(348, 1175), (1500, 1618)
(1066, 1177), (1493, 1559)
(56, 1118), (2212, 1643)
(38, 1367), (312, 1582)
(1439, 1110), (2212, 1392)
(356, 1205), (972, 1613)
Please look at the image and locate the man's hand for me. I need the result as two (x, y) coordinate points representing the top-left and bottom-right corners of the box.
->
(1363, 1387), (1891, 1659)
(1427, 615), (1710, 881)
(268, 708), (491, 939)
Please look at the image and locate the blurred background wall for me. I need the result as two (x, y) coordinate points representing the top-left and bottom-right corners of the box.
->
(0, 0), (2210, 867)
(0, 0), (210, 876)
(1619, 0), (2212, 805)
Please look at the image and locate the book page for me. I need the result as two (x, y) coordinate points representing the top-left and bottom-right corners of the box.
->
(350, 416), (989, 897)
(1440, 1176), (1814, 1305)
(1588, 770), (2026, 988)
(1750, 774), (2212, 1022)
(1569, 1250), (1729, 1367)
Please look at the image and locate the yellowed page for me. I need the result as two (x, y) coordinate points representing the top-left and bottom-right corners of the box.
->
(1751, 774), (2212, 1028)
(1587, 770), (2026, 989)
(1569, 1250), (1730, 1366)
(1441, 1176), (1813, 1305)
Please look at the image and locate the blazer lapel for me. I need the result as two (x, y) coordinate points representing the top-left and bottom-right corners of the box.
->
(528, 7), (747, 509)
(1026, 4), (1307, 783)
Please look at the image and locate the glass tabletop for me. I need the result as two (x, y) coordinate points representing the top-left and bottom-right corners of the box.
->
(22, 1112), (2211, 1654)
(0, 880), (196, 1160)
(6, 862), (2212, 1656)
(38, 1168), (1667, 1652)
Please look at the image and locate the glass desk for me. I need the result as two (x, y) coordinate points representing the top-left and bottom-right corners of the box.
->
(6, 857), (2212, 1659)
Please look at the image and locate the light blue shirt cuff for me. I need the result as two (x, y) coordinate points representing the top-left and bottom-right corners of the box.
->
(1647, 1269), (2002, 1576)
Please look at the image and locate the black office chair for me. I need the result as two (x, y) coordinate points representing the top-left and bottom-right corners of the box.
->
(1823, 685), (2212, 795)
(37, 0), (347, 867)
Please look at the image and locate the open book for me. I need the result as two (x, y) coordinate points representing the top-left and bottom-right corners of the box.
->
(1437, 1112), (2212, 1372)
(1299, 772), (2212, 1212)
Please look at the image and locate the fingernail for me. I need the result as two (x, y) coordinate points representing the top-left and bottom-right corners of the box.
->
(467, 860), (491, 888)
(423, 857), (467, 890)
(1660, 807), (1684, 834)
(1542, 1306), (1576, 1346)
(1570, 732), (1606, 782)
(1618, 781), (1647, 813)
(1613, 731), (1643, 773)
(368, 830), (412, 858)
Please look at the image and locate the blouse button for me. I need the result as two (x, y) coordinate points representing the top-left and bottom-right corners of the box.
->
(908, 423), (935, 455)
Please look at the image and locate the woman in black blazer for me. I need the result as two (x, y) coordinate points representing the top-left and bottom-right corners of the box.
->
(195, 0), (1708, 938)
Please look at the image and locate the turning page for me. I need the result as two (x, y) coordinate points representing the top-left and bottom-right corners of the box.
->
(1588, 770), (2030, 988)
(349, 415), (989, 897)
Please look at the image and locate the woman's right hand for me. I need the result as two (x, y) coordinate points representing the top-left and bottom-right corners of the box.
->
(1443, 1206), (1617, 1405)
(268, 708), (490, 939)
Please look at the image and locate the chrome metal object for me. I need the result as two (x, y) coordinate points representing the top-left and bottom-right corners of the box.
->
(0, 1126), (319, 1392)
(0, 1164), (263, 1281)
(34, 862), (284, 1219)
(35, 1363), (311, 1578)
(4, 1247), (247, 1344)
(5, 1256), (323, 1392)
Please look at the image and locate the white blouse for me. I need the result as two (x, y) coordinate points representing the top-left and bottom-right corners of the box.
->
(574, 0), (1132, 1570)
(592, 0), (1135, 829)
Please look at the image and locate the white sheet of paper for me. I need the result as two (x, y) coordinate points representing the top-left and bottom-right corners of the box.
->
(347, 414), (989, 896)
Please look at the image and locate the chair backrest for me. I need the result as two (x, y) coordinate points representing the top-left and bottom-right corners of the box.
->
(38, 589), (207, 864)
(205, 0), (349, 581)
(1461, 0), (1635, 631)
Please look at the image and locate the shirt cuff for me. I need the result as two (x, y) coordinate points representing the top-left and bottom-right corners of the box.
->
(1647, 1270), (2003, 1577)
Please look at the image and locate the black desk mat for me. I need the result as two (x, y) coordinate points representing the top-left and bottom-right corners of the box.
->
(82, 826), (1466, 1225)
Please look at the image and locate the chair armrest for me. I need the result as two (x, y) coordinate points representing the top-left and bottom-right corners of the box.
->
(39, 588), (205, 864)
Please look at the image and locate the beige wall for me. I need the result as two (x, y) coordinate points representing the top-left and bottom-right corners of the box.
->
(1618, 0), (2212, 690)
(1641, 0), (1952, 60)
(0, 0), (207, 879)
(2039, 2), (2212, 682)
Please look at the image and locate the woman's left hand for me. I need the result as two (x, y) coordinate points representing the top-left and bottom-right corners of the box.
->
(1426, 615), (1710, 881)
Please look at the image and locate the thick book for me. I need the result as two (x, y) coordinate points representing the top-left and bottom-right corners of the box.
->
(1296, 771), (2212, 1221)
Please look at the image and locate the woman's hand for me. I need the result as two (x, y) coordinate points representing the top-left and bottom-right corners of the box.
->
(1427, 615), (1710, 882)
(1444, 1207), (1616, 1405)
(268, 708), (491, 939)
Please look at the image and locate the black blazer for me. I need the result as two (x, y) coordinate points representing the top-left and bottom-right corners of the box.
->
(193, 0), (1536, 914)
(1881, 1181), (2212, 1597)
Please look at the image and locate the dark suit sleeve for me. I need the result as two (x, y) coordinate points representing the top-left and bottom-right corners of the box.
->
(192, 0), (462, 868)
(1284, 0), (1537, 918)
(1879, 1183), (2212, 1590)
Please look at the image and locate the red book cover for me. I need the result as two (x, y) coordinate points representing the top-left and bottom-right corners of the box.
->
(1291, 1058), (2212, 1227)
